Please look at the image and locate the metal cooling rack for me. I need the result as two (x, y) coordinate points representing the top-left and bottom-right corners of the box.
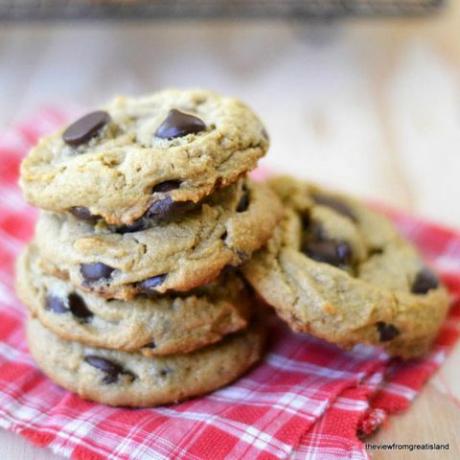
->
(0, 0), (445, 21)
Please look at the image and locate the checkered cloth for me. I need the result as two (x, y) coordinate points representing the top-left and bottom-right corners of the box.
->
(0, 109), (459, 460)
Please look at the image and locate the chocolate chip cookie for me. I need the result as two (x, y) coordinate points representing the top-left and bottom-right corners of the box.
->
(20, 89), (269, 225)
(17, 244), (252, 356)
(243, 177), (450, 358)
(27, 316), (265, 407)
(35, 179), (282, 299)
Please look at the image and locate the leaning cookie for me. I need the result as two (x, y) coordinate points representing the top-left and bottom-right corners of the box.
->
(35, 180), (282, 299)
(17, 244), (251, 356)
(242, 176), (450, 359)
(27, 316), (265, 407)
(20, 89), (268, 225)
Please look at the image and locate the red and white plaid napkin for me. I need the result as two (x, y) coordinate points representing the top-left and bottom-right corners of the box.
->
(0, 109), (459, 460)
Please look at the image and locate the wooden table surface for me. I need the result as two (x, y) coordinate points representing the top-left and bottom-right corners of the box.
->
(0, 3), (459, 459)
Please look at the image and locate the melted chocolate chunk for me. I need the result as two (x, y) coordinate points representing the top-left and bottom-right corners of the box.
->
(312, 193), (357, 222)
(146, 197), (195, 220)
(236, 190), (250, 213)
(152, 180), (182, 193)
(69, 206), (98, 223)
(411, 268), (439, 294)
(137, 274), (167, 295)
(144, 341), (156, 349)
(45, 295), (69, 314)
(303, 240), (352, 267)
(114, 196), (196, 233)
(155, 109), (206, 139)
(62, 111), (111, 147)
(68, 293), (93, 321)
(84, 355), (134, 384)
(376, 322), (400, 342)
(80, 263), (115, 283)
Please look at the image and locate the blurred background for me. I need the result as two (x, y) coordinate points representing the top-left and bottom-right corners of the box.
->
(1, 0), (459, 228)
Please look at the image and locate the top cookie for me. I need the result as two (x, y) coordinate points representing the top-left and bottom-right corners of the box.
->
(20, 89), (269, 225)
(243, 176), (450, 358)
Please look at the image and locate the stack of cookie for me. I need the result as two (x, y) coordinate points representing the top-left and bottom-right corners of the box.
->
(17, 90), (283, 407)
(17, 88), (450, 408)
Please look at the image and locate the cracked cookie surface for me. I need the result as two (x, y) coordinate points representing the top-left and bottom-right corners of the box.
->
(20, 89), (269, 225)
(35, 179), (282, 299)
(242, 177), (450, 358)
(27, 316), (265, 407)
(17, 244), (251, 356)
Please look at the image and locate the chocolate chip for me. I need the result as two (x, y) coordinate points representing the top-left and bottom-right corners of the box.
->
(376, 322), (400, 342)
(45, 295), (69, 314)
(69, 207), (98, 224)
(313, 193), (357, 222)
(80, 263), (115, 283)
(152, 180), (182, 193)
(220, 230), (228, 241)
(301, 212), (311, 230)
(369, 247), (384, 256)
(335, 243), (352, 262)
(155, 109), (206, 139)
(159, 367), (172, 377)
(144, 342), (156, 349)
(236, 190), (250, 213)
(62, 111), (111, 147)
(303, 240), (352, 267)
(146, 197), (176, 218)
(68, 293), (93, 321)
(69, 206), (92, 220)
(84, 355), (134, 384)
(146, 197), (195, 220)
(308, 221), (326, 241)
(114, 196), (196, 233)
(411, 268), (439, 294)
(137, 274), (167, 295)
(114, 219), (147, 234)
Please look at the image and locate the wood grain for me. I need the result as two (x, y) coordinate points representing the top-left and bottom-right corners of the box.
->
(0, 2), (459, 458)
